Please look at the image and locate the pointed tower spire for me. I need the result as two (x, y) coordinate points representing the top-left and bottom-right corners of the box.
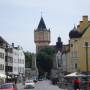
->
(34, 16), (50, 53)
(37, 17), (47, 30)
(73, 24), (77, 31)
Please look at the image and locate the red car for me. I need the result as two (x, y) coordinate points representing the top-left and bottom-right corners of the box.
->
(0, 83), (17, 90)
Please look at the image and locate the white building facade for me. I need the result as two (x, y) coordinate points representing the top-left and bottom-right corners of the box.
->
(62, 53), (67, 73)
(0, 36), (25, 79)
(12, 44), (25, 77)
(13, 48), (19, 76)
(18, 47), (25, 76)
(0, 48), (5, 74)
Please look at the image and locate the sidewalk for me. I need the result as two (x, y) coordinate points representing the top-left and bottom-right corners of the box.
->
(57, 82), (73, 90)
(16, 83), (23, 89)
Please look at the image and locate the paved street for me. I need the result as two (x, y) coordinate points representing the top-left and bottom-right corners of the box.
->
(17, 80), (67, 90)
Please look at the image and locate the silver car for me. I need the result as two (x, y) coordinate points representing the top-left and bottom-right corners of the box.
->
(24, 80), (35, 89)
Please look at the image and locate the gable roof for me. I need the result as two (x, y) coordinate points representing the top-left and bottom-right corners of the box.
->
(0, 36), (8, 44)
(69, 24), (90, 39)
(81, 24), (90, 36)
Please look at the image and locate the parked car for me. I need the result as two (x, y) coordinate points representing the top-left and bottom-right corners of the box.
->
(24, 80), (35, 89)
(38, 78), (43, 81)
(38, 76), (44, 81)
(32, 76), (38, 83)
(33, 78), (38, 83)
(0, 83), (17, 90)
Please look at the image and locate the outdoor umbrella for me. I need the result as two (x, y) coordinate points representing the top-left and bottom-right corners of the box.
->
(65, 72), (86, 77)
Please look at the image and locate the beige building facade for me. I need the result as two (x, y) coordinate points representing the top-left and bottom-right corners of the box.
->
(34, 17), (51, 53)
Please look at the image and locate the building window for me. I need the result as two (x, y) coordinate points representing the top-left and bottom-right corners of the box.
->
(72, 51), (78, 58)
(71, 44), (73, 47)
(75, 64), (77, 69)
(0, 64), (4, 70)
(8, 57), (13, 63)
(0, 52), (4, 59)
(74, 40), (77, 42)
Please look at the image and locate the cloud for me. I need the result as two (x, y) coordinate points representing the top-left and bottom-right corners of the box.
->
(0, 0), (90, 53)
(0, 31), (35, 52)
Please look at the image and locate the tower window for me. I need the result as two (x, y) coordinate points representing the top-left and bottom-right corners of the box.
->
(71, 44), (73, 47)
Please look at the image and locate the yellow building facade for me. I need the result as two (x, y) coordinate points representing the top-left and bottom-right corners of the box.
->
(68, 16), (90, 73)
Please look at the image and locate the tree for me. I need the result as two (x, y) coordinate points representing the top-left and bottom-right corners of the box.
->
(36, 47), (56, 78)
(24, 51), (32, 68)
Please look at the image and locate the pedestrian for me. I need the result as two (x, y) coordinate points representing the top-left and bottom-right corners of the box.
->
(88, 80), (90, 90)
(73, 77), (80, 90)
(15, 78), (17, 84)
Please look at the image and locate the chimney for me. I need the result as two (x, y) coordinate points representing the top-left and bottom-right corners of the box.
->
(12, 43), (14, 47)
(83, 16), (88, 22)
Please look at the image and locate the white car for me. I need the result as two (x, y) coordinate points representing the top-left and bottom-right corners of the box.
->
(24, 80), (35, 89)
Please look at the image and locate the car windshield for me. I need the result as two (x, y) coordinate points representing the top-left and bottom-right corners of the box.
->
(0, 83), (14, 89)
(26, 80), (33, 83)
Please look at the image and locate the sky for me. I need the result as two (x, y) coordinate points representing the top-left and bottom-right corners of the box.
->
(0, 0), (90, 53)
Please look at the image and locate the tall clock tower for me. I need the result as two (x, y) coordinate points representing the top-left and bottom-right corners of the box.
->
(34, 17), (51, 53)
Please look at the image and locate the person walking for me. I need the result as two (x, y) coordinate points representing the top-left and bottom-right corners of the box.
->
(14, 78), (17, 84)
(73, 77), (80, 90)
